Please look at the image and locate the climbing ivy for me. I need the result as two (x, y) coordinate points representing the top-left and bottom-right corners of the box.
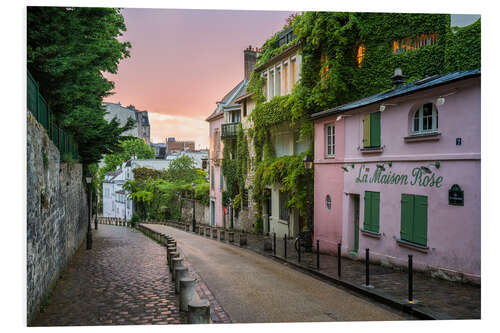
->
(246, 12), (480, 221)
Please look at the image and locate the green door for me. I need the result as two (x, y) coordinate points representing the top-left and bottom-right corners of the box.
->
(354, 195), (360, 253)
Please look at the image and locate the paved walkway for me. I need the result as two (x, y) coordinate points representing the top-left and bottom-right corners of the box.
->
(144, 224), (414, 323)
(31, 225), (184, 326)
(245, 233), (481, 319)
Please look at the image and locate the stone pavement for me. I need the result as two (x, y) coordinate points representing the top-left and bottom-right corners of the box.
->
(30, 224), (184, 326)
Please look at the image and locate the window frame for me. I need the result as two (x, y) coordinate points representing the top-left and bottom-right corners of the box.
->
(325, 123), (335, 158)
(279, 191), (290, 221)
(411, 103), (439, 135)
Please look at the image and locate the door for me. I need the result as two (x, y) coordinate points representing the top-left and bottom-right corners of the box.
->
(353, 195), (360, 253)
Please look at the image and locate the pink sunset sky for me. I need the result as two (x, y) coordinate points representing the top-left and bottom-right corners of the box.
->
(104, 8), (295, 149)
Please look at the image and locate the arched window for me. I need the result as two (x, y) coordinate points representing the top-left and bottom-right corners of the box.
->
(412, 103), (438, 134)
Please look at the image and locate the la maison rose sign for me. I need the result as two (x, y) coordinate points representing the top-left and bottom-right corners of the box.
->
(355, 164), (443, 188)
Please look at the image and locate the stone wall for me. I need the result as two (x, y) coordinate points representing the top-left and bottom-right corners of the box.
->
(27, 112), (89, 324)
(181, 199), (209, 226)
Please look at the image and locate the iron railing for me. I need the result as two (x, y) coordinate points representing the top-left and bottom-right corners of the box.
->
(221, 122), (239, 139)
(27, 70), (78, 160)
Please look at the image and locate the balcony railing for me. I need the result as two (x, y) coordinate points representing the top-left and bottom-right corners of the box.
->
(221, 122), (239, 139)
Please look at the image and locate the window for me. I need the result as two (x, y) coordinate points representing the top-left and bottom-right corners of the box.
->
(363, 191), (380, 233)
(326, 195), (332, 210)
(400, 194), (428, 246)
(263, 74), (268, 99)
(362, 112), (381, 148)
(356, 44), (365, 67)
(326, 124), (335, 157)
(393, 33), (438, 55)
(320, 51), (329, 79)
(275, 67), (281, 97)
(291, 59), (297, 89)
(283, 63), (289, 94)
(412, 103), (438, 134)
(211, 168), (214, 189)
(242, 189), (249, 209)
(269, 70), (275, 99)
(279, 191), (290, 221)
(243, 101), (247, 117)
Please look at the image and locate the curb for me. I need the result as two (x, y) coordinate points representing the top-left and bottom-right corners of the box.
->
(270, 255), (441, 320)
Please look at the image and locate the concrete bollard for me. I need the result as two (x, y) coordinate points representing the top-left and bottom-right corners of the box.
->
(238, 233), (247, 246)
(172, 257), (184, 281)
(169, 252), (179, 272)
(167, 246), (176, 265)
(219, 230), (225, 241)
(264, 236), (272, 251)
(195, 225), (200, 234)
(212, 228), (218, 239)
(200, 227), (204, 236)
(188, 298), (211, 324)
(228, 232), (234, 243)
(180, 278), (196, 312)
(206, 227), (211, 238)
(175, 266), (189, 294)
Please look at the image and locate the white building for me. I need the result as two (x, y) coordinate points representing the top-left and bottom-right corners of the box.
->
(102, 160), (134, 220)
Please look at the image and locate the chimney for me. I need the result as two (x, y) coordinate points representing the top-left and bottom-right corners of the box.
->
(392, 68), (405, 88)
(244, 45), (258, 81)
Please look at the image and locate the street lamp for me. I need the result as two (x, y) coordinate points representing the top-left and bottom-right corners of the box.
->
(192, 182), (197, 232)
(94, 187), (98, 230)
(85, 170), (93, 250)
(303, 154), (314, 252)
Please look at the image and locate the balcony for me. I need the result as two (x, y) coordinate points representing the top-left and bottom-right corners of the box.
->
(221, 122), (239, 139)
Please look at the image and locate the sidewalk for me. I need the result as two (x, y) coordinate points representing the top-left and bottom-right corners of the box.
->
(31, 225), (185, 326)
(164, 221), (480, 320)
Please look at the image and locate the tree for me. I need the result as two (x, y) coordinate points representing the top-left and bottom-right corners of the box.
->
(27, 7), (134, 164)
(99, 138), (155, 179)
(166, 155), (198, 183)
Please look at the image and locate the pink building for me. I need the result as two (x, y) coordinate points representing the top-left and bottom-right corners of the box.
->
(312, 69), (481, 283)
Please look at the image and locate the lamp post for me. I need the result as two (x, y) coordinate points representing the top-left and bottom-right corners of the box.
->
(85, 170), (93, 250)
(303, 154), (314, 252)
(192, 182), (197, 232)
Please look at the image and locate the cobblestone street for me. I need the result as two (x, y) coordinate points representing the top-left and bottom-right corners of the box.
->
(31, 225), (184, 326)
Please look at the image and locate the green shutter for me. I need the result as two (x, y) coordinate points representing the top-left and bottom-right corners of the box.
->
(370, 112), (381, 147)
(413, 195), (428, 246)
(401, 194), (414, 241)
(362, 115), (371, 148)
(363, 191), (371, 231)
(371, 192), (380, 233)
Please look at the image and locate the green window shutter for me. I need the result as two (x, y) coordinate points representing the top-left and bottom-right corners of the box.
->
(413, 195), (428, 246)
(371, 192), (380, 233)
(370, 112), (381, 147)
(401, 194), (414, 241)
(362, 115), (371, 148)
(363, 191), (372, 231)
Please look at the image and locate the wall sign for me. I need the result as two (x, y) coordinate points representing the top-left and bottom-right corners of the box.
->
(449, 184), (464, 206)
(355, 164), (443, 188)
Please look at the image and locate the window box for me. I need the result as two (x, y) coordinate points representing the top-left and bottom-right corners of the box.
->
(404, 132), (441, 143)
(360, 229), (381, 239)
(360, 146), (384, 153)
(396, 238), (429, 253)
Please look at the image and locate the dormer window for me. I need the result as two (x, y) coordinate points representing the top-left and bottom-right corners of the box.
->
(412, 103), (438, 134)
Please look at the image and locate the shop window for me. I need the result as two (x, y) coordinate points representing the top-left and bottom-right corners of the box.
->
(362, 112), (381, 148)
(400, 194), (428, 246)
(326, 124), (335, 157)
(356, 44), (365, 67)
(363, 191), (380, 233)
(279, 191), (290, 221)
(412, 103), (438, 134)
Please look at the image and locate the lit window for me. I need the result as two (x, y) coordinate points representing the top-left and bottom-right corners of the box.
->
(326, 124), (335, 157)
(291, 59), (297, 89)
(275, 67), (281, 97)
(356, 44), (365, 67)
(412, 103), (438, 134)
(393, 33), (438, 55)
(320, 51), (329, 79)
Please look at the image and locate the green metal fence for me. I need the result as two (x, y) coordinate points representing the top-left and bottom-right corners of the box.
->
(27, 70), (79, 160)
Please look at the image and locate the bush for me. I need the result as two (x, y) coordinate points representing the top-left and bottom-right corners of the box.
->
(255, 216), (264, 234)
(130, 213), (140, 228)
